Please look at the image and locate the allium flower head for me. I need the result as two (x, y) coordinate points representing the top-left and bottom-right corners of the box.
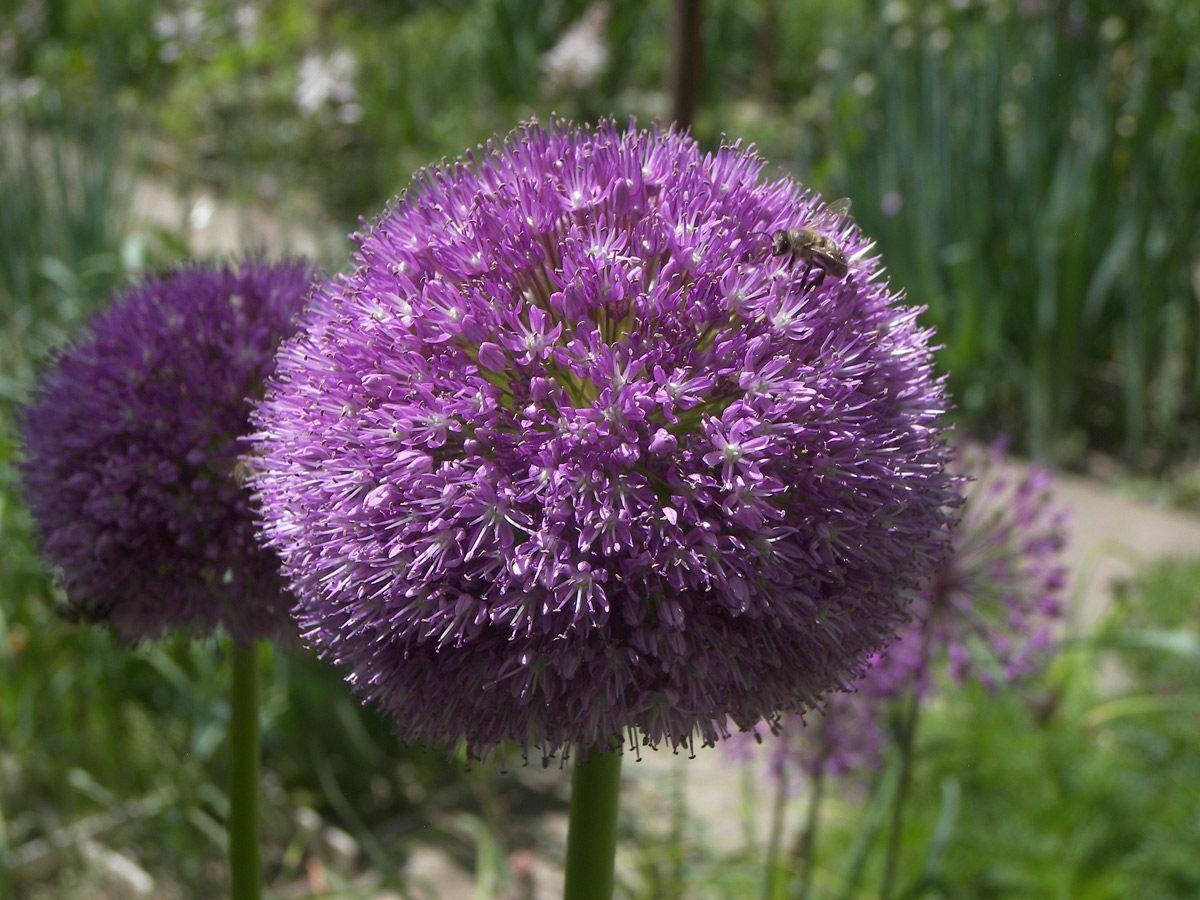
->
(929, 443), (1069, 686)
(749, 444), (1070, 779)
(250, 119), (957, 760)
(20, 258), (320, 644)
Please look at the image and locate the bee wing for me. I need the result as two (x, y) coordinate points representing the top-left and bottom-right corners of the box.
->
(818, 197), (852, 226)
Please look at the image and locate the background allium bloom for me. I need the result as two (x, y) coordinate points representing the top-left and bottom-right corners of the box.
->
(931, 444), (1070, 686)
(251, 119), (957, 759)
(20, 258), (319, 644)
(749, 445), (1070, 779)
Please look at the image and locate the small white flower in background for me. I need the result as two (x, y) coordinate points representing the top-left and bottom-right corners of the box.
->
(853, 72), (877, 96)
(0, 31), (16, 67)
(539, 3), (609, 95)
(188, 195), (215, 231)
(0, 76), (43, 107)
(882, 0), (911, 24)
(154, 3), (208, 63)
(294, 48), (359, 118)
(337, 101), (363, 124)
(233, 3), (259, 45)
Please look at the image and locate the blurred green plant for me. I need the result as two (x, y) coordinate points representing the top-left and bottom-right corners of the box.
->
(0, 101), (130, 403)
(635, 555), (1200, 900)
(5, 0), (673, 218)
(14, 0), (1199, 470)
(1, 106), (143, 895)
(801, 0), (1200, 472)
(0, 583), (459, 897)
(0, 84), (462, 899)
(1097, 555), (1200, 689)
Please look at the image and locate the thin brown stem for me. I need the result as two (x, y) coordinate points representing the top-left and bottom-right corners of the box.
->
(668, 0), (703, 130)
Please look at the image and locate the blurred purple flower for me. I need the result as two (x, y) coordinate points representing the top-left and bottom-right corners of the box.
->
(749, 444), (1070, 779)
(19, 258), (320, 645)
(934, 444), (1070, 684)
(250, 119), (957, 760)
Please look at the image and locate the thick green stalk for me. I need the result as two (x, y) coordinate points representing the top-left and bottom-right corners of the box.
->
(563, 745), (623, 900)
(229, 642), (262, 900)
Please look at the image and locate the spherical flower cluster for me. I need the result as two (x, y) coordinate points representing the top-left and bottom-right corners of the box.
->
(754, 444), (1070, 779)
(250, 119), (957, 759)
(20, 258), (320, 644)
(930, 444), (1069, 684)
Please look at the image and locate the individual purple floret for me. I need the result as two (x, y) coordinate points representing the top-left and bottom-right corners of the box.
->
(753, 444), (1070, 779)
(19, 258), (320, 645)
(250, 118), (958, 760)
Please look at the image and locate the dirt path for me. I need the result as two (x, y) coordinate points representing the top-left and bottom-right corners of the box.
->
(1053, 471), (1200, 627)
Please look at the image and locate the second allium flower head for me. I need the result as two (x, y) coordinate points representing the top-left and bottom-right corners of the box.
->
(251, 118), (959, 760)
(20, 259), (320, 645)
(763, 446), (1071, 781)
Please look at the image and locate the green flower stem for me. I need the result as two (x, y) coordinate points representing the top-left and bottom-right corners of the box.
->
(793, 721), (831, 900)
(563, 744), (623, 900)
(229, 642), (262, 900)
(879, 691), (921, 900)
(880, 617), (934, 900)
(668, 761), (686, 900)
(763, 758), (789, 900)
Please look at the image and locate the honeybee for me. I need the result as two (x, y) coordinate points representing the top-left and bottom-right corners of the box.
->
(764, 197), (853, 286)
(232, 457), (256, 487)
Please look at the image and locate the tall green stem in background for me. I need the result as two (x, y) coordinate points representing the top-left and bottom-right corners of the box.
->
(563, 746), (623, 900)
(763, 758), (790, 900)
(793, 721), (832, 900)
(879, 691), (921, 900)
(229, 642), (262, 900)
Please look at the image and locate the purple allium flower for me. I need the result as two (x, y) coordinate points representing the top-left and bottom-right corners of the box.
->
(250, 119), (958, 760)
(743, 444), (1070, 779)
(931, 443), (1070, 686)
(19, 258), (320, 645)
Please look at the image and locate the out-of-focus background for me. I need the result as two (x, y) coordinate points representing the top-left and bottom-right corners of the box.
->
(2, 1), (1199, 898)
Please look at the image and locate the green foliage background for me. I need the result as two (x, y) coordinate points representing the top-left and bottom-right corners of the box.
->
(8, 0), (1200, 467)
